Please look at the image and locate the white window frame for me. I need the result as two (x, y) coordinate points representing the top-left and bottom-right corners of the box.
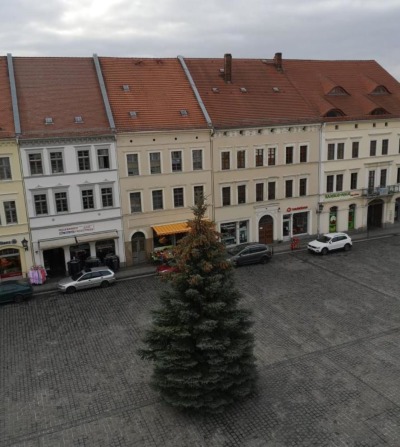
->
(81, 188), (95, 210)
(53, 189), (69, 214)
(192, 149), (203, 171)
(0, 157), (12, 180)
(97, 147), (111, 170)
(129, 191), (142, 213)
(171, 150), (183, 172)
(127, 153), (140, 176)
(28, 151), (44, 176)
(173, 187), (185, 208)
(151, 189), (164, 210)
(149, 152), (162, 175)
(33, 191), (49, 216)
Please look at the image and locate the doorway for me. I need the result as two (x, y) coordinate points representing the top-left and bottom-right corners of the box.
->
(132, 232), (146, 264)
(43, 247), (66, 277)
(258, 215), (273, 244)
(368, 199), (383, 228)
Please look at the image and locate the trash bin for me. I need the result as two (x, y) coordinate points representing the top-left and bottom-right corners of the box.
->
(67, 259), (81, 276)
(104, 254), (120, 272)
(84, 256), (101, 269)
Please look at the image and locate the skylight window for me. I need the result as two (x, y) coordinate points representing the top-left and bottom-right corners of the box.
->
(180, 109), (188, 117)
(129, 111), (137, 118)
(44, 117), (53, 124)
(74, 116), (83, 123)
(212, 87), (220, 93)
(272, 87), (280, 93)
(122, 84), (130, 92)
(240, 87), (247, 93)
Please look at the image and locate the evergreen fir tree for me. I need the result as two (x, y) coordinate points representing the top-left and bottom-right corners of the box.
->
(138, 199), (257, 414)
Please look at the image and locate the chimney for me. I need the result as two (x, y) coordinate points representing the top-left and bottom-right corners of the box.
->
(224, 53), (232, 83)
(274, 52), (283, 72)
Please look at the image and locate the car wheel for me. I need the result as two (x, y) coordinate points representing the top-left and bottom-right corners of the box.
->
(66, 286), (76, 294)
(321, 248), (328, 255)
(344, 244), (351, 251)
(101, 281), (110, 288)
(14, 294), (23, 303)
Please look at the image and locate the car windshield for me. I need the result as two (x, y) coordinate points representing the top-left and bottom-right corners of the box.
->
(227, 245), (246, 255)
(71, 272), (83, 281)
(316, 236), (330, 243)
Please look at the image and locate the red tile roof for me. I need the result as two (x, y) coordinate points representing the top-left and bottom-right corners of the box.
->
(98, 57), (208, 132)
(13, 57), (112, 139)
(0, 57), (15, 138)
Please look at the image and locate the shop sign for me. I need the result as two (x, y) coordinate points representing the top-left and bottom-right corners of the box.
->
(286, 206), (308, 212)
(59, 224), (94, 236)
(0, 239), (17, 245)
(324, 191), (359, 200)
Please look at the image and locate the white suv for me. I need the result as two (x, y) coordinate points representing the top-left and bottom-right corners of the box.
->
(307, 232), (352, 255)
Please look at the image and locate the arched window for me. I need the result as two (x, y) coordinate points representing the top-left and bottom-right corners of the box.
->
(371, 85), (390, 95)
(370, 108), (388, 115)
(327, 86), (349, 96)
(325, 109), (345, 117)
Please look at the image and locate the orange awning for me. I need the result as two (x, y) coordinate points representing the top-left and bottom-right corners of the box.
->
(152, 222), (190, 236)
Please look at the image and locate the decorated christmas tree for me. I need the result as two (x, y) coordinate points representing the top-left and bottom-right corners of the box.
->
(138, 199), (257, 413)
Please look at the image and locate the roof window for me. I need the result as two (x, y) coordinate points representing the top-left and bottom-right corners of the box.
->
(370, 107), (388, 115)
(272, 87), (280, 93)
(325, 109), (345, 117)
(327, 86), (348, 96)
(240, 87), (248, 93)
(212, 87), (220, 93)
(74, 116), (83, 123)
(44, 117), (53, 124)
(122, 84), (130, 92)
(129, 111), (137, 118)
(180, 109), (188, 117)
(371, 85), (390, 95)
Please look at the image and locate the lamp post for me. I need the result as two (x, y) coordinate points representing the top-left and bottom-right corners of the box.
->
(317, 203), (324, 238)
(21, 238), (29, 251)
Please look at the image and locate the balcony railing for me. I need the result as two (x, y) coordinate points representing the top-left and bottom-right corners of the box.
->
(361, 184), (400, 197)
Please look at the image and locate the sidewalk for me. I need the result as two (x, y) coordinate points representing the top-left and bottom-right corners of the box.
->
(33, 222), (400, 294)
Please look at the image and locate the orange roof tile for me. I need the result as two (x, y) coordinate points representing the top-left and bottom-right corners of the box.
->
(13, 57), (112, 139)
(99, 57), (208, 132)
(0, 57), (15, 138)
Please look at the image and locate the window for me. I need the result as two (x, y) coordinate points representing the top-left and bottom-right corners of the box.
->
(173, 187), (184, 208)
(397, 167), (400, 184)
(268, 182), (276, 200)
(337, 143), (344, 159)
(286, 146), (293, 164)
(101, 187), (113, 207)
(4, 201), (17, 224)
(171, 151), (182, 172)
(0, 157), (12, 180)
(370, 140), (377, 156)
(29, 153), (43, 175)
(382, 139), (389, 155)
(368, 171), (375, 189)
(221, 152), (230, 170)
(130, 192), (142, 213)
(299, 178), (307, 197)
(222, 187), (231, 206)
(193, 185), (204, 205)
(82, 189), (94, 209)
(380, 169), (387, 187)
(34, 194), (48, 215)
(327, 144), (335, 160)
(97, 149), (110, 169)
(256, 183), (264, 202)
(336, 174), (343, 192)
(299, 145), (307, 163)
(237, 185), (246, 204)
(255, 149), (263, 167)
(192, 150), (202, 170)
(350, 172), (358, 190)
(268, 148), (276, 166)
(327, 175), (334, 193)
(237, 150), (246, 169)
(127, 154), (139, 176)
(150, 152), (161, 174)
(285, 180), (293, 198)
(152, 190), (163, 210)
(78, 150), (91, 171)
(50, 152), (64, 174)
(55, 192), (68, 213)
(352, 142), (359, 158)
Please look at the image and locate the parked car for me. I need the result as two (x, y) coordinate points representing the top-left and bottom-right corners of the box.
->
(307, 232), (352, 255)
(58, 267), (116, 294)
(226, 243), (273, 267)
(0, 279), (33, 304)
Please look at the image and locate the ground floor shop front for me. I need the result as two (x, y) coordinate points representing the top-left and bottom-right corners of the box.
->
(0, 234), (32, 280)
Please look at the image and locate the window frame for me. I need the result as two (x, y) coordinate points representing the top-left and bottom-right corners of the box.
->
(268, 182), (276, 200)
(34, 193), (49, 216)
(152, 189), (164, 210)
(97, 147), (110, 170)
(49, 151), (64, 174)
(255, 148), (264, 167)
(193, 185), (204, 206)
(299, 145), (308, 163)
(237, 150), (246, 169)
(221, 151), (230, 170)
(171, 150), (183, 172)
(285, 179), (293, 198)
(299, 178), (307, 197)
(370, 140), (377, 156)
(101, 186), (113, 208)
(173, 187), (184, 208)
(352, 141), (359, 158)
(192, 149), (203, 171)
(127, 153), (139, 176)
(4, 201), (18, 224)
(255, 183), (264, 202)
(267, 147), (276, 166)
(149, 152), (161, 174)
(350, 172), (358, 190)
(285, 146), (294, 164)
(29, 152), (44, 176)
(81, 188), (95, 210)
(222, 186), (231, 206)
(0, 157), (12, 180)
(130, 191), (142, 213)
(77, 149), (91, 172)
(54, 191), (69, 214)
(237, 184), (246, 204)
(382, 139), (389, 155)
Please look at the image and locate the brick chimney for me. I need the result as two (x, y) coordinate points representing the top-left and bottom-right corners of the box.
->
(224, 53), (232, 83)
(274, 52), (283, 72)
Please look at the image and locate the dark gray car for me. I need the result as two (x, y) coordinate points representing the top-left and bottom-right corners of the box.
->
(227, 243), (273, 267)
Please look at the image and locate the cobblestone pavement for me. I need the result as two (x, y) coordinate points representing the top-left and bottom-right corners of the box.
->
(1, 235), (400, 446)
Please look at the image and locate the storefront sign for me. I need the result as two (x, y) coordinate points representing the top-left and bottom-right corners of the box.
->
(286, 206), (308, 212)
(0, 239), (17, 245)
(59, 224), (94, 236)
(324, 191), (360, 200)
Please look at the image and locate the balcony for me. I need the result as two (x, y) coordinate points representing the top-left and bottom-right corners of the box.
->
(361, 184), (400, 197)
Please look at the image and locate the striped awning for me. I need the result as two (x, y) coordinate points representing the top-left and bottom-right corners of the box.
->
(152, 222), (190, 236)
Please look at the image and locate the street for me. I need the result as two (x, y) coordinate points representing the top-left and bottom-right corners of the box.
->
(1, 235), (400, 446)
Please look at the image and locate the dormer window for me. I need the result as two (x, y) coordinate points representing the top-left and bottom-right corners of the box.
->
(122, 84), (130, 92)
(44, 117), (53, 124)
(325, 109), (345, 117)
(74, 116), (83, 123)
(371, 85), (390, 95)
(212, 87), (220, 93)
(327, 86), (348, 96)
(180, 109), (188, 117)
(370, 107), (388, 115)
(129, 111), (137, 118)
(240, 87), (247, 93)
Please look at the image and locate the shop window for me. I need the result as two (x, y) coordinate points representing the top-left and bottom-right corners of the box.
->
(348, 204), (356, 230)
(0, 248), (22, 279)
(95, 239), (115, 262)
(292, 212), (308, 235)
(220, 221), (248, 245)
(329, 206), (338, 232)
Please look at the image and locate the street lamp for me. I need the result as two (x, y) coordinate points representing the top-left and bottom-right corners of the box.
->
(21, 238), (29, 251)
(317, 203), (324, 238)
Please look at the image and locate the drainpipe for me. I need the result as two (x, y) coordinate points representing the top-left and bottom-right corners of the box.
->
(317, 123), (325, 238)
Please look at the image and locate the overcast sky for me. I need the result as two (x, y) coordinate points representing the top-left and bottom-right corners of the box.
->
(1, 0), (400, 80)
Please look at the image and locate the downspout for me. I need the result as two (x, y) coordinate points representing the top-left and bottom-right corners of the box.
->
(7, 53), (21, 135)
(93, 53), (116, 131)
(177, 55), (215, 221)
(318, 122), (325, 237)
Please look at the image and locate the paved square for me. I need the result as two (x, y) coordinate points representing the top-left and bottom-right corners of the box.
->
(1, 235), (400, 446)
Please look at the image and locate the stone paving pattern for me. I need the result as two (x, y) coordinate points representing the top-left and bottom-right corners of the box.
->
(1, 235), (400, 446)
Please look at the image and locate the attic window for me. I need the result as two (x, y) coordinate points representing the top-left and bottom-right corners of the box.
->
(129, 111), (137, 118)
(327, 86), (348, 96)
(370, 107), (388, 115)
(240, 87), (247, 93)
(212, 87), (220, 93)
(325, 109), (345, 117)
(272, 87), (280, 93)
(371, 85), (390, 95)
(44, 117), (53, 124)
(122, 84), (130, 92)
(74, 116), (83, 123)
(180, 109), (188, 116)
(219, 68), (224, 73)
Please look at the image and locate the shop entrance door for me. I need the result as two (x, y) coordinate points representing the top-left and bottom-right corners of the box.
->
(43, 248), (66, 277)
(258, 215), (273, 244)
(132, 232), (146, 264)
(368, 199), (383, 228)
